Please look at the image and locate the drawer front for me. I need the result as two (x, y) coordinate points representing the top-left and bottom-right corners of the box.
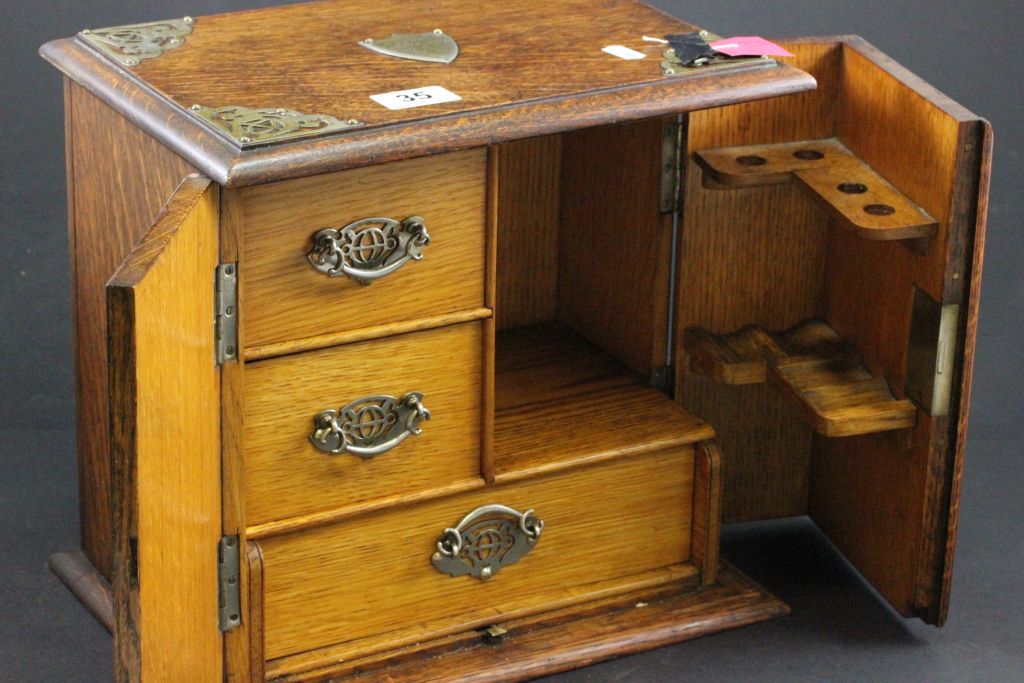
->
(238, 148), (487, 349)
(258, 449), (695, 660)
(244, 322), (484, 526)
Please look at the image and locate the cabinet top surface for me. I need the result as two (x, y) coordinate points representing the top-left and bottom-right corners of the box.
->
(41, 0), (817, 186)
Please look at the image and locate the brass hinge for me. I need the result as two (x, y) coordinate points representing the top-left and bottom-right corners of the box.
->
(215, 263), (238, 365)
(905, 288), (960, 417)
(660, 120), (685, 214)
(217, 535), (242, 632)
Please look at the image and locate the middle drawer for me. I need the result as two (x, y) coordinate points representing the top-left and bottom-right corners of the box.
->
(244, 322), (485, 526)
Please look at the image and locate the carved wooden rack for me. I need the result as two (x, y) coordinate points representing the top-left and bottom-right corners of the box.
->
(694, 139), (937, 243)
(683, 320), (916, 437)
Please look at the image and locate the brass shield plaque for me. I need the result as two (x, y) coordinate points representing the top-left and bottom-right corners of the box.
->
(360, 30), (459, 64)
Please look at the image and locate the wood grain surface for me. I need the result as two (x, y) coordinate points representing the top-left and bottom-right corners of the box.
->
(64, 81), (194, 579)
(124, 0), (700, 132)
(245, 309), (491, 361)
(691, 443), (723, 586)
(676, 40), (840, 523)
(695, 138), (938, 241)
(221, 195), (250, 683)
(264, 565), (785, 682)
(236, 149), (486, 348)
(939, 121), (992, 623)
(232, 542), (266, 683)
(244, 322), (484, 527)
(808, 38), (992, 625)
(494, 136), (562, 331)
(257, 449), (695, 662)
(107, 176), (222, 682)
(769, 357), (916, 437)
(676, 36), (989, 624)
(558, 118), (671, 377)
(493, 324), (713, 480)
(684, 320), (916, 436)
(684, 319), (851, 386)
(40, 3), (816, 186)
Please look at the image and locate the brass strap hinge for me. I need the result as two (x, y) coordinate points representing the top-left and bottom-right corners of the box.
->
(215, 263), (238, 365)
(217, 535), (242, 633)
(660, 120), (685, 214)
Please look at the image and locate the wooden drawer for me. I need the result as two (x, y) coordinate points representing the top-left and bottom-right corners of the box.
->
(236, 148), (487, 350)
(244, 322), (484, 527)
(256, 448), (696, 663)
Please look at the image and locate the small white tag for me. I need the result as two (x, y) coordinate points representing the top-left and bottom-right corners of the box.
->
(369, 85), (462, 110)
(602, 45), (646, 60)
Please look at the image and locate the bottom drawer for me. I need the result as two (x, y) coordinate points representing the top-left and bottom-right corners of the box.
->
(257, 447), (698, 662)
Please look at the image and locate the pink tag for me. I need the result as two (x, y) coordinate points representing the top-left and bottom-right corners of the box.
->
(709, 37), (794, 58)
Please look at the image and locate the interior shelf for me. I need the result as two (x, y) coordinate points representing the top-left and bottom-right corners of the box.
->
(493, 324), (714, 479)
(683, 320), (916, 437)
(693, 139), (937, 243)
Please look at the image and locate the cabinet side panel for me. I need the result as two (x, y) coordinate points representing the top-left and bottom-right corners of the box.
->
(494, 136), (562, 330)
(676, 42), (841, 521)
(558, 118), (667, 377)
(68, 82), (195, 577)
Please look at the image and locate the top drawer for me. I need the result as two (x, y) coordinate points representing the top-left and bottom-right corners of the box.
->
(235, 149), (487, 349)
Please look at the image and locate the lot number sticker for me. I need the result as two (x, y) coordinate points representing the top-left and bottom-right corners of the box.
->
(370, 85), (462, 110)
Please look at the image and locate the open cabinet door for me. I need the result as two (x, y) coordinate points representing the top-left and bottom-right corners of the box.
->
(107, 175), (223, 681)
(806, 38), (992, 627)
(677, 37), (991, 627)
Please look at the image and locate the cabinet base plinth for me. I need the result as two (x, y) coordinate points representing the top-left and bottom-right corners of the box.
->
(48, 550), (113, 632)
(270, 564), (787, 682)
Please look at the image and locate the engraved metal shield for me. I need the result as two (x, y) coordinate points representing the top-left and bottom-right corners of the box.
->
(360, 30), (459, 64)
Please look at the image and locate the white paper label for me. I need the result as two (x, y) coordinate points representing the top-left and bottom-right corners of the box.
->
(369, 85), (462, 110)
(602, 45), (646, 60)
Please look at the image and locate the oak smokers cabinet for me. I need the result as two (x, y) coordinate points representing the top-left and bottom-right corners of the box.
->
(40, 1), (991, 681)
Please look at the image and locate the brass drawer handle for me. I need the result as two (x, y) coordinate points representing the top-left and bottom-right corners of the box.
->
(307, 216), (430, 285)
(309, 392), (430, 458)
(432, 504), (543, 581)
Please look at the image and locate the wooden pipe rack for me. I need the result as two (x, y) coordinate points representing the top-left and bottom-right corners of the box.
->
(694, 139), (937, 243)
(683, 321), (916, 437)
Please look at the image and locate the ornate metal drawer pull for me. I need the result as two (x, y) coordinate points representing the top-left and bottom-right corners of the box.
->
(309, 392), (429, 458)
(307, 216), (430, 285)
(432, 505), (543, 581)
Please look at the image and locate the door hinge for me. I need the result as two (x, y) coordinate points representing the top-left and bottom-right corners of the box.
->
(660, 119), (685, 214)
(215, 263), (238, 365)
(217, 535), (242, 632)
(905, 288), (960, 417)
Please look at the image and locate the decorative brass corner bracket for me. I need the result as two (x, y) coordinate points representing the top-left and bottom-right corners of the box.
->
(187, 105), (365, 147)
(79, 16), (194, 67)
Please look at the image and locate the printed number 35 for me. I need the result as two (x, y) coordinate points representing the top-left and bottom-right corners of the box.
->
(396, 91), (433, 103)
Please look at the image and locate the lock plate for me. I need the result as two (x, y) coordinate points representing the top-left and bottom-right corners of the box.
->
(905, 287), (960, 417)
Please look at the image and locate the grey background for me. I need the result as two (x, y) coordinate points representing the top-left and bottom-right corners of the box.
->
(1, 1), (1020, 680)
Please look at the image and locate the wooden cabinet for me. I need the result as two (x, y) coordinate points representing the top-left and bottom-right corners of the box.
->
(41, 2), (990, 681)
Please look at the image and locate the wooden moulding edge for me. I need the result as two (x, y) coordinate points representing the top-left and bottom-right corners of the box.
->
(40, 37), (816, 188)
(48, 549), (114, 633)
(264, 562), (788, 682)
